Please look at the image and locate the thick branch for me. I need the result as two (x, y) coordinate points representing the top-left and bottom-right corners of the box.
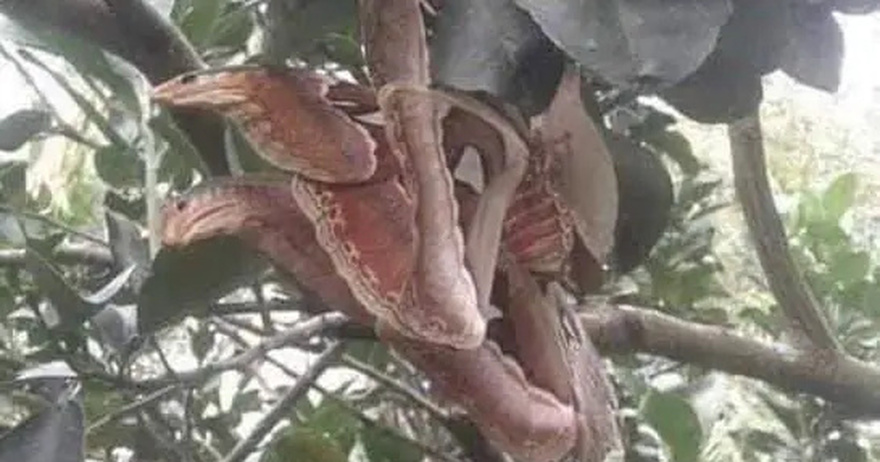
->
(728, 112), (840, 351)
(581, 305), (880, 415)
(0, 0), (230, 175)
(0, 244), (113, 267)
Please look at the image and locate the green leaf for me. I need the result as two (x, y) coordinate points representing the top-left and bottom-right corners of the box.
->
(641, 391), (702, 462)
(305, 399), (361, 454)
(137, 236), (270, 335)
(822, 173), (858, 222)
(94, 145), (143, 190)
(261, 427), (348, 462)
(231, 389), (262, 414)
(829, 250), (870, 286)
(0, 109), (52, 152)
(208, 7), (254, 50)
(361, 423), (422, 462)
(189, 324), (214, 363)
(180, 0), (223, 47)
(0, 161), (28, 209)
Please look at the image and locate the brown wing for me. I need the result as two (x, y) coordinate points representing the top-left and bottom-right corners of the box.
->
(152, 68), (377, 184)
(161, 176), (372, 323)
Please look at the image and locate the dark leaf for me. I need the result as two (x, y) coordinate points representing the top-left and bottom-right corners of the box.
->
(430, 0), (564, 116)
(24, 249), (97, 330)
(81, 266), (135, 306)
(105, 211), (150, 292)
(660, 0), (791, 122)
(304, 398), (361, 454)
(640, 130), (700, 176)
(0, 109), (51, 152)
(104, 191), (146, 223)
(0, 396), (84, 462)
(830, 0), (880, 13)
(641, 391), (702, 462)
(137, 236), (270, 335)
(608, 133), (673, 273)
(150, 111), (209, 178)
(208, 7), (255, 50)
(94, 145), (143, 190)
(262, 0), (359, 66)
(189, 324), (214, 362)
(780, 4), (843, 92)
(0, 161), (28, 209)
(361, 423), (422, 462)
(223, 124), (276, 174)
(90, 305), (138, 353)
(230, 389), (262, 414)
(179, 0), (223, 47)
(661, 55), (763, 124)
(513, 0), (732, 86)
(260, 427), (347, 462)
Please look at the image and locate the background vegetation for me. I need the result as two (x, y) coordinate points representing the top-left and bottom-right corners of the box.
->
(0, 1), (877, 461)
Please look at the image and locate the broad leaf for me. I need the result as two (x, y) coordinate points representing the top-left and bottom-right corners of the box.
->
(607, 132), (673, 273)
(641, 391), (702, 462)
(430, 0), (564, 116)
(105, 211), (150, 293)
(0, 396), (85, 462)
(137, 235), (270, 335)
(831, 0), (880, 13)
(260, 427), (348, 462)
(822, 173), (858, 222)
(661, 0), (791, 122)
(829, 251), (870, 286)
(513, 0), (732, 86)
(0, 161), (28, 209)
(0, 109), (51, 152)
(361, 423), (422, 462)
(179, 0), (223, 47)
(780, 4), (843, 92)
(303, 398), (362, 454)
(90, 305), (138, 353)
(262, 0), (359, 67)
(94, 145), (143, 190)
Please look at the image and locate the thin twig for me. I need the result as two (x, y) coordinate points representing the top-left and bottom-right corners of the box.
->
(87, 384), (179, 433)
(0, 205), (109, 247)
(153, 313), (348, 385)
(220, 343), (345, 462)
(211, 319), (459, 462)
(341, 354), (447, 422)
(0, 44), (105, 151)
(728, 112), (840, 352)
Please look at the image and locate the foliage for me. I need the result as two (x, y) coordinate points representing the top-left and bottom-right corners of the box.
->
(0, 0), (876, 461)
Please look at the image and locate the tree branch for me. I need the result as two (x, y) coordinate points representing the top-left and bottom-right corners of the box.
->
(728, 111), (840, 352)
(0, 244), (113, 267)
(146, 313), (349, 386)
(220, 342), (344, 462)
(0, 0), (230, 175)
(581, 304), (880, 415)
